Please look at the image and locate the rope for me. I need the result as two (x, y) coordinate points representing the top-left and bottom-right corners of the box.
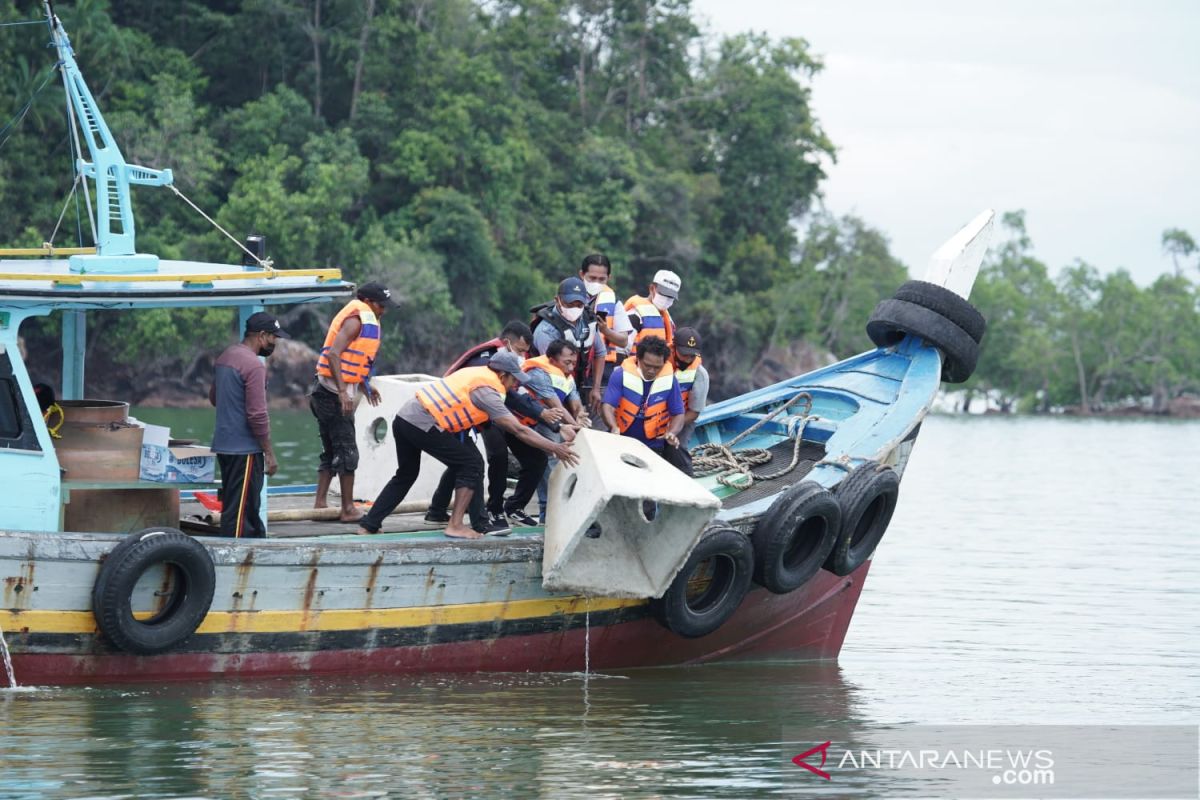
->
(0, 19), (43, 27)
(0, 65), (58, 151)
(44, 175), (79, 246)
(43, 403), (64, 438)
(168, 185), (275, 271)
(690, 391), (814, 489)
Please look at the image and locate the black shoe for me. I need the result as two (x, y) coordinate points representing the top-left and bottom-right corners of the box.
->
(484, 513), (511, 537)
(505, 509), (538, 528)
(424, 509), (451, 524)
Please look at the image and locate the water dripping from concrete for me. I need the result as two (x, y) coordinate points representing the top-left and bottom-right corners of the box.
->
(0, 619), (17, 689)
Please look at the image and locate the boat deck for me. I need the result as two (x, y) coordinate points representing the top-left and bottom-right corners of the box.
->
(176, 435), (826, 542)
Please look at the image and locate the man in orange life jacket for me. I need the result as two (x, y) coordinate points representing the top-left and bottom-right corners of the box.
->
(523, 339), (588, 524)
(309, 281), (397, 522)
(531, 277), (607, 413)
(672, 326), (709, 475)
(357, 351), (578, 539)
(600, 335), (691, 475)
(209, 312), (287, 538)
(624, 269), (681, 359)
(426, 321), (566, 534)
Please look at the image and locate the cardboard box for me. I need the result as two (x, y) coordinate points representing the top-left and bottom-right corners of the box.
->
(139, 424), (216, 483)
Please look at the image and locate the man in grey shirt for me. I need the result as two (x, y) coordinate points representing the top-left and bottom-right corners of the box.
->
(358, 352), (578, 539)
(209, 312), (287, 538)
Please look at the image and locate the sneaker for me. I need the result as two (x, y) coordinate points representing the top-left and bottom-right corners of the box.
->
(505, 509), (538, 528)
(484, 513), (512, 537)
(424, 509), (451, 524)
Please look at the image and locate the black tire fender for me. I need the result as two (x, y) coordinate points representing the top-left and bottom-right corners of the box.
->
(866, 298), (980, 383)
(892, 280), (987, 343)
(92, 527), (216, 655)
(752, 481), (841, 594)
(824, 464), (900, 577)
(651, 526), (754, 639)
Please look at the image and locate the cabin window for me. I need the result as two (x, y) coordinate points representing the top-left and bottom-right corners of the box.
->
(0, 377), (22, 438)
(0, 351), (40, 451)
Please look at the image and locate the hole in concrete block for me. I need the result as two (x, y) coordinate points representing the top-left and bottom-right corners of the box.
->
(371, 417), (388, 443)
(621, 453), (648, 469)
(564, 473), (578, 499)
(641, 500), (658, 522)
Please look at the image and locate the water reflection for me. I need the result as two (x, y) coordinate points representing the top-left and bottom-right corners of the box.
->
(1, 664), (869, 798)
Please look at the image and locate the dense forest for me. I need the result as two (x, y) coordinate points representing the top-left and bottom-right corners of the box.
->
(1, 0), (1197, 413)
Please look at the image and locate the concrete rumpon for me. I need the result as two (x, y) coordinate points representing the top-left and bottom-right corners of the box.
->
(543, 429), (721, 598)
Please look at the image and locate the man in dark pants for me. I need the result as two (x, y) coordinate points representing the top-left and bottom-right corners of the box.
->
(427, 321), (563, 533)
(209, 312), (287, 538)
(357, 352), (577, 539)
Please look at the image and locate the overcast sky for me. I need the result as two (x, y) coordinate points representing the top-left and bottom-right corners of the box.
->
(691, 0), (1200, 284)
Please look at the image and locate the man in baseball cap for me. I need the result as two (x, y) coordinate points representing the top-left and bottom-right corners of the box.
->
(357, 348), (578, 540)
(245, 311), (291, 340)
(530, 276), (609, 415)
(672, 326), (708, 475)
(356, 280), (399, 310)
(210, 312), (289, 537)
(310, 278), (397, 522)
(651, 269), (681, 299)
(624, 268), (682, 360)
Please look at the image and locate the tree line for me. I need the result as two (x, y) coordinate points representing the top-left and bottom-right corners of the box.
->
(1, 1), (1196, 412)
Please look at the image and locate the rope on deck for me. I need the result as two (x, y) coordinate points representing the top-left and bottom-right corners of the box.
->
(690, 391), (813, 489)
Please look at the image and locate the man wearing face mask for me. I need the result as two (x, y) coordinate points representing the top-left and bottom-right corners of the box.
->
(531, 277), (608, 411)
(624, 269), (681, 359)
(209, 312), (288, 538)
(578, 254), (634, 391)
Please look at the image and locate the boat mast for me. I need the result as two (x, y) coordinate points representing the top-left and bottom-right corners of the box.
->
(43, 0), (173, 275)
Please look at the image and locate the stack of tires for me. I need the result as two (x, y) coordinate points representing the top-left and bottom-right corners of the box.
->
(866, 280), (987, 383)
(651, 282), (986, 639)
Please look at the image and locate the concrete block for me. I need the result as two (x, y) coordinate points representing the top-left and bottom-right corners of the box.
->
(351, 374), (485, 504)
(543, 429), (721, 598)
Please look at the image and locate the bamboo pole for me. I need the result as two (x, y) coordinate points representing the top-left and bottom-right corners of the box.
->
(208, 499), (432, 525)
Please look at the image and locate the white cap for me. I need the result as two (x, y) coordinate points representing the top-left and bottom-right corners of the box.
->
(651, 269), (681, 298)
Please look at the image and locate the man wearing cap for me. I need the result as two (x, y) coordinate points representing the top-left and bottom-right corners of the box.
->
(309, 280), (397, 522)
(531, 277), (608, 411)
(624, 269), (681, 359)
(209, 312), (289, 538)
(357, 352), (578, 539)
(672, 326), (709, 474)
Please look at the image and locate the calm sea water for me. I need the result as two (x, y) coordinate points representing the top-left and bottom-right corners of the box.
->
(1, 414), (1197, 798)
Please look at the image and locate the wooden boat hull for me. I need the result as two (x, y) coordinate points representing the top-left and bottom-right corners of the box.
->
(0, 530), (867, 685)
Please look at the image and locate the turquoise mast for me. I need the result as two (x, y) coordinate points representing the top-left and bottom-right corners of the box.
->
(0, 7), (352, 533)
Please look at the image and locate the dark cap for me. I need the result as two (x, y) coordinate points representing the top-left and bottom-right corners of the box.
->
(557, 277), (589, 305)
(487, 350), (531, 385)
(674, 326), (701, 356)
(356, 280), (399, 309)
(245, 311), (290, 339)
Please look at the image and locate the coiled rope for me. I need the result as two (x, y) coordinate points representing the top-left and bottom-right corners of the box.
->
(690, 391), (814, 489)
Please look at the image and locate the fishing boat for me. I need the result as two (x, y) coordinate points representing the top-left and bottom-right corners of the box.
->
(0, 6), (990, 685)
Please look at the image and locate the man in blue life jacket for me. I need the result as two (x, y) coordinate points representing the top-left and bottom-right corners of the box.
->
(601, 335), (690, 475)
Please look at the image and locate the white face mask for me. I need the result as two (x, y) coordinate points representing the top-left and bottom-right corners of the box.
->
(584, 280), (604, 297)
(651, 293), (675, 311)
(560, 305), (584, 322)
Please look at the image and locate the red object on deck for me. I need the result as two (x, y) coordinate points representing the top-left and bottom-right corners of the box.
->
(194, 491), (222, 512)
